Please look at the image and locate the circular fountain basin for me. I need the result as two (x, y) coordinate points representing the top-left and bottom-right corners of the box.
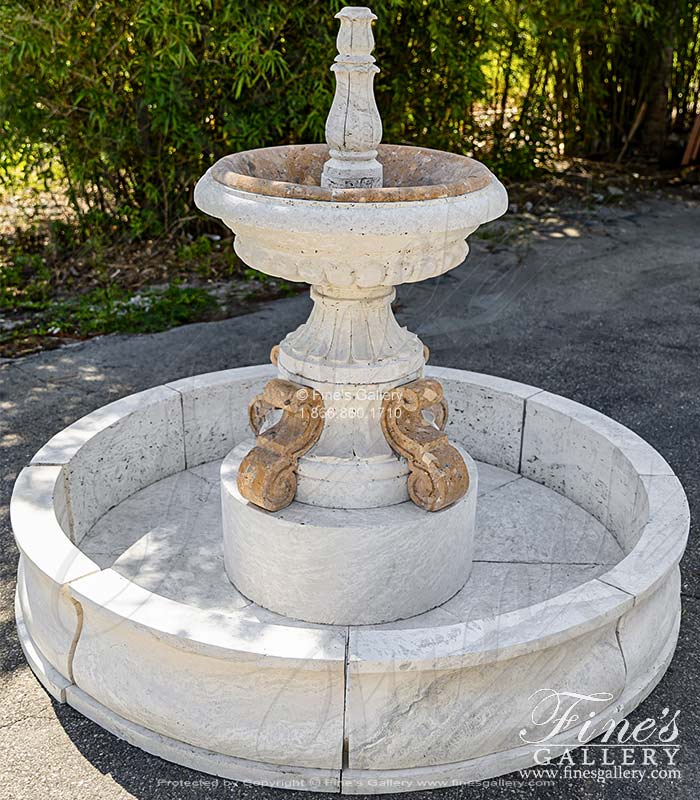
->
(11, 365), (688, 793)
(194, 144), (508, 290)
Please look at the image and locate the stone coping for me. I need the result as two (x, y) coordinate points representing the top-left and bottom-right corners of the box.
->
(12, 366), (688, 667)
(210, 144), (493, 203)
(70, 569), (346, 666)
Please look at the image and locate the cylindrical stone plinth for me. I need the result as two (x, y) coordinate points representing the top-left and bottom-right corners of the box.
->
(221, 441), (477, 625)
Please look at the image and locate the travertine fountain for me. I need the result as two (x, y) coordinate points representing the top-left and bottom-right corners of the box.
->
(12, 7), (689, 794)
(195, 5), (497, 625)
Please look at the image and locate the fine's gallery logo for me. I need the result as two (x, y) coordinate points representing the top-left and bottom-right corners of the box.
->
(519, 689), (681, 780)
(520, 689), (680, 746)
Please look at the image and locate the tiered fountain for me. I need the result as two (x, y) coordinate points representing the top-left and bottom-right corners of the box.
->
(12, 7), (688, 793)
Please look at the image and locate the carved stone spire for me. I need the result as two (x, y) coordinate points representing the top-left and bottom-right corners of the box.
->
(321, 7), (383, 189)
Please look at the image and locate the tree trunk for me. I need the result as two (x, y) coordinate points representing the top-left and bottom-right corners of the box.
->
(641, 44), (674, 158)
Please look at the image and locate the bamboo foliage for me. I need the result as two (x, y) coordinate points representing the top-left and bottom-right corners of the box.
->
(1, 0), (698, 238)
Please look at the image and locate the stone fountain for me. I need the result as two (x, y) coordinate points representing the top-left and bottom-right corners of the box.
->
(194, 5), (503, 625)
(12, 6), (689, 794)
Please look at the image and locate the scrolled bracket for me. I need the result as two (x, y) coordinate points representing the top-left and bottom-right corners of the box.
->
(238, 378), (324, 512)
(381, 378), (469, 512)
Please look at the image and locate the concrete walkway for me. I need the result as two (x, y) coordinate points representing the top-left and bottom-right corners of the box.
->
(1, 197), (698, 799)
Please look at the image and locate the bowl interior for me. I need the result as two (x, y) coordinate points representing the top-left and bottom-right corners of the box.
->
(210, 144), (492, 202)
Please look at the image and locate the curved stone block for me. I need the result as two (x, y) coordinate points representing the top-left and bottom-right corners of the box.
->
(69, 570), (346, 770)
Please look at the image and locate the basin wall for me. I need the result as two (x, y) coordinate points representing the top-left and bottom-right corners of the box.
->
(11, 366), (689, 791)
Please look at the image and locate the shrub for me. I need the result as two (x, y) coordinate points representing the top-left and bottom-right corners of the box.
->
(1, 0), (698, 241)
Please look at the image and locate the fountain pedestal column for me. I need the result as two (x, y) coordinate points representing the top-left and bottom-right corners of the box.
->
(277, 284), (422, 509)
(220, 278), (478, 624)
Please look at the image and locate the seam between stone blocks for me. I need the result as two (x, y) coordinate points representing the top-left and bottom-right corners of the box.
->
(61, 465), (78, 545)
(610, 605), (637, 721)
(614, 615), (629, 697)
(596, 574), (641, 721)
(66, 594), (85, 686)
(64, 564), (112, 696)
(517, 390), (544, 475)
(473, 558), (616, 566)
(340, 626), (350, 792)
(167, 384), (189, 470)
(477, 476), (523, 504)
(597, 574), (638, 605)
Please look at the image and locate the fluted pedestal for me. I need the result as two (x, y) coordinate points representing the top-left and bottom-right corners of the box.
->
(276, 286), (422, 507)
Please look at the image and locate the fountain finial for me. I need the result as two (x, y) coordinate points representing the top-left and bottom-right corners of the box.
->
(321, 6), (383, 189)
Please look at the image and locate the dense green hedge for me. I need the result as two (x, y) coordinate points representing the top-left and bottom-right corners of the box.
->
(1, 1), (698, 239)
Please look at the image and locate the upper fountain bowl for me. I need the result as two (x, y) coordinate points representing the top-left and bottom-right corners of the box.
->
(194, 143), (507, 291)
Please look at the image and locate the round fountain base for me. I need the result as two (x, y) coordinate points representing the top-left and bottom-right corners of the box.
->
(222, 441), (477, 625)
(11, 365), (688, 794)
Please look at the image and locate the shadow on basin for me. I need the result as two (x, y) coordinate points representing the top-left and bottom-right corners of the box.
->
(53, 698), (340, 800)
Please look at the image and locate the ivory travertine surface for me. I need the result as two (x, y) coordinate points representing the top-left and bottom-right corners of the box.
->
(221, 442), (478, 625)
(32, 386), (185, 542)
(345, 622), (626, 770)
(167, 365), (274, 468)
(520, 391), (675, 550)
(69, 569), (346, 770)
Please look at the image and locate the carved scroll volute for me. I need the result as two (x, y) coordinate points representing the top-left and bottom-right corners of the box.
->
(381, 379), (469, 512)
(238, 379), (324, 512)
